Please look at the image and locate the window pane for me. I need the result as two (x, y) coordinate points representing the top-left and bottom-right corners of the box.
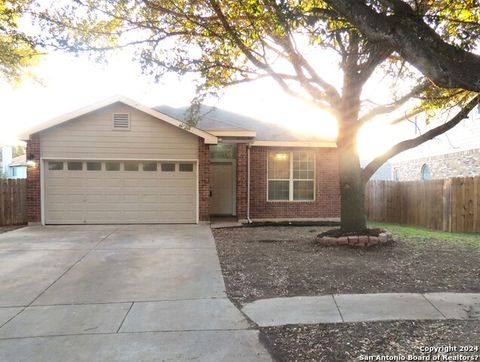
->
(143, 162), (157, 171)
(67, 162), (83, 171)
(87, 162), (101, 171)
(48, 161), (63, 170)
(106, 162), (120, 171)
(124, 162), (139, 171)
(268, 180), (289, 200)
(179, 163), (193, 172)
(293, 180), (314, 200)
(268, 152), (290, 179)
(209, 144), (236, 159)
(293, 151), (314, 179)
(161, 163), (175, 172)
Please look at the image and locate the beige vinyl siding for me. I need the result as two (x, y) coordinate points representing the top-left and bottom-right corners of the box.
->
(40, 103), (198, 160)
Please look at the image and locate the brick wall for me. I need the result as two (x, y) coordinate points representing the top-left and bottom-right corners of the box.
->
(236, 144), (248, 219)
(248, 146), (340, 219)
(198, 139), (210, 221)
(392, 148), (480, 181)
(26, 133), (41, 223)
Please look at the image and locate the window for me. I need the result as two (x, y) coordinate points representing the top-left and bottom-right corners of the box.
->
(87, 162), (102, 171)
(209, 144), (236, 160)
(124, 162), (139, 171)
(48, 161), (64, 171)
(421, 164), (432, 180)
(268, 151), (315, 201)
(12, 167), (17, 177)
(161, 163), (175, 172)
(106, 162), (120, 171)
(179, 163), (193, 172)
(143, 162), (157, 171)
(112, 113), (130, 130)
(67, 162), (83, 171)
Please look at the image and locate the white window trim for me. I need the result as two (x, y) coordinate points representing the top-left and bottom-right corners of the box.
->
(267, 151), (316, 202)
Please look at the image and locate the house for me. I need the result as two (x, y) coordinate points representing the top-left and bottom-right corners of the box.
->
(8, 154), (27, 178)
(391, 104), (480, 181)
(21, 96), (340, 225)
(0, 146), (27, 179)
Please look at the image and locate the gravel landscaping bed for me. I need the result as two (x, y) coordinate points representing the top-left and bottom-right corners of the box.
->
(213, 225), (480, 306)
(260, 320), (480, 361)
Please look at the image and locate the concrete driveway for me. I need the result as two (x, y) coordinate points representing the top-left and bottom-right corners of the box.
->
(0, 225), (271, 361)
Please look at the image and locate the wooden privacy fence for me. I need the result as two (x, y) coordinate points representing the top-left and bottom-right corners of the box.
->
(0, 179), (27, 226)
(366, 177), (480, 233)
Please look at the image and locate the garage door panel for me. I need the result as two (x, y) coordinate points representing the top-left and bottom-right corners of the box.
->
(45, 160), (197, 224)
(47, 178), (85, 187)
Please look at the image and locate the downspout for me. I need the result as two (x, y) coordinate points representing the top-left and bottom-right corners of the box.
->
(247, 143), (252, 223)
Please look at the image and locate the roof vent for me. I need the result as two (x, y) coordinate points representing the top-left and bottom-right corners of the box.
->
(113, 113), (130, 130)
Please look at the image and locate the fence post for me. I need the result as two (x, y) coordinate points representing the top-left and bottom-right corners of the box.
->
(442, 179), (452, 232)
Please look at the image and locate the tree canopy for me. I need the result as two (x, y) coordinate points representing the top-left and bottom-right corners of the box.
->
(0, 0), (39, 83)
(323, 0), (480, 91)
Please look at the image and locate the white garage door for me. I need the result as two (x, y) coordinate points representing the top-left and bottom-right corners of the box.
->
(44, 160), (197, 224)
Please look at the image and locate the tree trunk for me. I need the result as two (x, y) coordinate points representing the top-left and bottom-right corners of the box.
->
(337, 123), (367, 233)
(338, 143), (367, 233)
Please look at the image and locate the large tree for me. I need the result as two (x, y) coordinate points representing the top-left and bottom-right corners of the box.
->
(33, 0), (479, 233)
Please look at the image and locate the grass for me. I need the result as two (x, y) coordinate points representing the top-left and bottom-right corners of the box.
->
(369, 221), (480, 246)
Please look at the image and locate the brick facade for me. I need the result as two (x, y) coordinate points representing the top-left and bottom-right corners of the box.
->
(26, 133), (41, 224)
(198, 139), (210, 221)
(248, 146), (340, 219)
(392, 148), (480, 181)
(236, 144), (248, 219)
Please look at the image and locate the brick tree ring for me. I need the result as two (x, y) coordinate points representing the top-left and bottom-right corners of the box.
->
(316, 230), (393, 247)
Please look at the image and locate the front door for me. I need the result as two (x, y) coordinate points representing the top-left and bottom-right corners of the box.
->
(210, 162), (235, 215)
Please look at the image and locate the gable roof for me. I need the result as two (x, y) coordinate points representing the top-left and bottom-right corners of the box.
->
(155, 104), (336, 145)
(19, 96), (218, 144)
(9, 154), (27, 167)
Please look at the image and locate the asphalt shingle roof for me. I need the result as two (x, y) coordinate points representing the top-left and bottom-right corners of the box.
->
(154, 104), (333, 142)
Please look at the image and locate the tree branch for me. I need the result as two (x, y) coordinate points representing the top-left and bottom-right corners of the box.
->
(323, 0), (480, 91)
(362, 94), (480, 182)
(359, 81), (430, 123)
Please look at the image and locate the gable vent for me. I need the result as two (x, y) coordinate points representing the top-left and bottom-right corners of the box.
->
(113, 113), (130, 130)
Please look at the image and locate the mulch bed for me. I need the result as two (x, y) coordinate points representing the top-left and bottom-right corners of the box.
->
(213, 226), (480, 306)
(213, 226), (480, 361)
(260, 320), (480, 361)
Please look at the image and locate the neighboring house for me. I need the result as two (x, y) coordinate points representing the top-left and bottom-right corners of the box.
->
(9, 154), (27, 179)
(21, 96), (340, 225)
(0, 146), (27, 179)
(391, 104), (480, 181)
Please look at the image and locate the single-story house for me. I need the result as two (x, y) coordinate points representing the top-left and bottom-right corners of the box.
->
(1, 146), (27, 179)
(9, 154), (27, 179)
(21, 96), (340, 225)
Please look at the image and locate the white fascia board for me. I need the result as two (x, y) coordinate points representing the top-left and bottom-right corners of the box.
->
(252, 140), (337, 148)
(206, 129), (257, 138)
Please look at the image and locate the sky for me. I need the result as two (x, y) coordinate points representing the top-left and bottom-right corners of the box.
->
(0, 47), (413, 162)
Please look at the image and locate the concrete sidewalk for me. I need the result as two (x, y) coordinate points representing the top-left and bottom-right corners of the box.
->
(242, 293), (480, 327)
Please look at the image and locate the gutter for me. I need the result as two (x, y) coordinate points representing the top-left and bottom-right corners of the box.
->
(247, 144), (252, 223)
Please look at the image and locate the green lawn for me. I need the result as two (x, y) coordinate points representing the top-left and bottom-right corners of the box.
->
(369, 221), (480, 246)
